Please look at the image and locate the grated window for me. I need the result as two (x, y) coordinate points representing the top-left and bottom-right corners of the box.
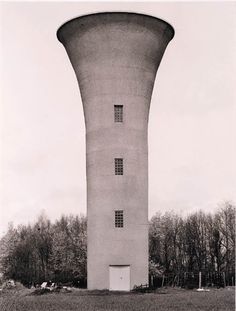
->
(115, 158), (123, 175)
(114, 105), (123, 122)
(115, 210), (124, 228)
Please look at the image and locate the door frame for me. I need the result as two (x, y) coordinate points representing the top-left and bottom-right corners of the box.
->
(109, 265), (131, 291)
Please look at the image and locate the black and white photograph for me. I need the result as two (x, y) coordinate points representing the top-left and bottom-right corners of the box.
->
(0, 1), (235, 310)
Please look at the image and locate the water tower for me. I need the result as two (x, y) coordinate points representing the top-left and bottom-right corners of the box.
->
(57, 12), (174, 290)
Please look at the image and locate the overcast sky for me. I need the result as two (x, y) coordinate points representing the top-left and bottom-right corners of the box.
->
(0, 1), (235, 236)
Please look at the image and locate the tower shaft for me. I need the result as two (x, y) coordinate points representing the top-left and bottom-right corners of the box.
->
(57, 12), (174, 290)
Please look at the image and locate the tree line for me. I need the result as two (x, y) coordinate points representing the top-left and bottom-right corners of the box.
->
(0, 202), (235, 287)
(0, 213), (87, 286)
(149, 202), (235, 287)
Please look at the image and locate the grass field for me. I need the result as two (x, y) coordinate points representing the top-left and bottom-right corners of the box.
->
(0, 287), (235, 311)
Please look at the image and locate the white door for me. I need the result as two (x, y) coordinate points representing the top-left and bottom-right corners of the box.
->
(109, 265), (130, 291)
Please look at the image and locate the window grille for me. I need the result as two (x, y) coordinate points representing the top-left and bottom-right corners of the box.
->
(115, 210), (124, 228)
(114, 105), (123, 122)
(115, 158), (123, 175)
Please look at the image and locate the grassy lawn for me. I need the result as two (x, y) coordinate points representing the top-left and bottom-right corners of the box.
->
(0, 287), (235, 311)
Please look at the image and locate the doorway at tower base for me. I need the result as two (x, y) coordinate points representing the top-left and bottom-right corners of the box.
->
(109, 265), (130, 291)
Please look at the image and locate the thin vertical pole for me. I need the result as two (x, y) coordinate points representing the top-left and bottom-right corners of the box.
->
(161, 275), (165, 287)
(199, 271), (202, 289)
(223, 272), (226, 287)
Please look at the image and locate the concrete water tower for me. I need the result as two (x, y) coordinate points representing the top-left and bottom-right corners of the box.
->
(57, 12), (174, 291)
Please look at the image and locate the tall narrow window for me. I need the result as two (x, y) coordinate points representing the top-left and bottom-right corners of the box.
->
(115, 158), (123, 175)
(114, 105), (123, 122)
(115, 210), (124, 228)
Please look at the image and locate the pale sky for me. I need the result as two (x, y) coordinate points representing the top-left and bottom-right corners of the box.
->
(0, 1), (236, 236)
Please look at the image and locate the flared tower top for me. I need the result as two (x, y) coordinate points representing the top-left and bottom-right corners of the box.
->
(57, 12), (175, 44)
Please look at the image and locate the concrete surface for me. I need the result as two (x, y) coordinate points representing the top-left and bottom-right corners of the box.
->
(57, 12), (174, 290)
